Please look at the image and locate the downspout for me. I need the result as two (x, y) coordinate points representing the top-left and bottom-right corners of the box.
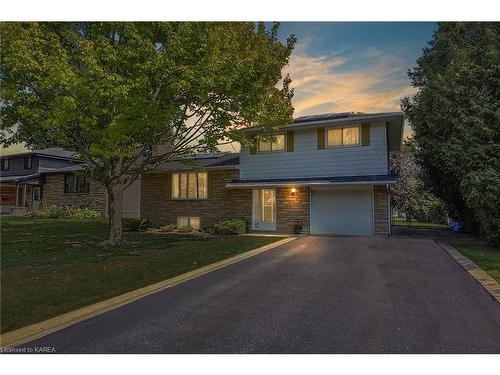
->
(387, 184), (391, 237)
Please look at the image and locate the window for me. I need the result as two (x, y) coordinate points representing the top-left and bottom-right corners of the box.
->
(252, 189), (276, 223)
(326, 126), (360, 147)
(258, 134), (286, 152)
(1, 159), (9, 171)
(24, 157), (33, 169)
(172, 172), (208, 199)
(177, 216), (201, 230)
(64, 175), (90, 193)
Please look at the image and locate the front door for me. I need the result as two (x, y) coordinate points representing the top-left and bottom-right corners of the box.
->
(252, 188), (276, 231)
(32, 186), (42, 212)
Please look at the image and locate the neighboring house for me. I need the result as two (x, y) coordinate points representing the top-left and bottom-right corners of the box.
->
(141, 111), (404, 235)
(0, 148), (140, 217)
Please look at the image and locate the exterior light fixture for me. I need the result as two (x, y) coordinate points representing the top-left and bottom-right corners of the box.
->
(291, 187), (297, 196)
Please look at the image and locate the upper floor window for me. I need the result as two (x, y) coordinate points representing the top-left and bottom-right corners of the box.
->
(258, 134), (286, 152)
(327, 126), (360, 147)
(24, 156), (33, 169)
(64, 175), (90, 193)
(1, 159), (9, 171)
(172, 172), (207, 199)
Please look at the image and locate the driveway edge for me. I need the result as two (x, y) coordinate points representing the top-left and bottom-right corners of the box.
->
(0, 236), (297, 349)
(438, 241), (500, 304)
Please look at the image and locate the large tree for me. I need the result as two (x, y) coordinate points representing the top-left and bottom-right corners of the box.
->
(0, 22), (296, 244)
(402, 22), (499, 243)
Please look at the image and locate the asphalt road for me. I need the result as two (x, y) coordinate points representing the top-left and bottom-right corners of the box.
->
(18, 236), (500, 353)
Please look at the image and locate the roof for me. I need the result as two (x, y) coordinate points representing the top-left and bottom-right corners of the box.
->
(152, 153), (239, 172)
(0, 148), (78, 161)
(226, 174), (396, 188)
(0, 173), (41, 184)
(293, 112), (368, 124)
(41, 164), (85, 174)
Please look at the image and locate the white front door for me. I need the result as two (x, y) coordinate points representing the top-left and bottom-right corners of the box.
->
(252, 188), (276, 231)
(32, 186), (41, 212)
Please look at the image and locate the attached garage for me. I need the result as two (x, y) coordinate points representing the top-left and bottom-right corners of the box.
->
(310, 185), (374, 235)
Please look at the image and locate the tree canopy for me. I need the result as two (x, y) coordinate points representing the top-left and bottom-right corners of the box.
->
(402, 22), (499, 243)
(0, 22), (296, 243)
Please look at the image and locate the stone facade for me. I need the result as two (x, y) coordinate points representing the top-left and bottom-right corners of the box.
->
(373, 185), (389, 235)
(141, 169), (252, 228)
(276, 186), (310, 234)
(41, 174), (108, 214)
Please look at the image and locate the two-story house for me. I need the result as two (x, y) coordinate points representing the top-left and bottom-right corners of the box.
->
(0, 148), (140, 217)
(141, 111), (403, 235)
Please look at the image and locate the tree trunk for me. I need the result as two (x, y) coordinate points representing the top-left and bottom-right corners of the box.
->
(106, 182), (124, 245)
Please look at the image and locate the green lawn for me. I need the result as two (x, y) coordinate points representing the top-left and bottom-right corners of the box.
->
(0, 217), (283, 333)
(452, 243), (500, 283)
(392, 218), (449, 229)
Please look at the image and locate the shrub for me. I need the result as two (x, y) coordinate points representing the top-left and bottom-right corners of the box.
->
(177, 225), (193, 233)
(213, 219), (247, 235)
(123, 218), (148, 231)
(293, 221), (303, 234)
(66, 208), (102, 220)
(41, 206), (67, 219)
(35, 206), (101, 220)
(160, 224), (176, 232)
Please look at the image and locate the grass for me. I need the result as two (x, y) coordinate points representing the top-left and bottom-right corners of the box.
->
(392, 217), (449, 229)
(452, 242), (500, 283)
(0, 216), (284, 333)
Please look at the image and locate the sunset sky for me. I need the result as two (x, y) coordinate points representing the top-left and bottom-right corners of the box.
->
(1, 22), (437, 155)
(279, 22), (437, 117)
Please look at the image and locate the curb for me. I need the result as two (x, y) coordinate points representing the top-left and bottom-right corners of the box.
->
(0, 236), (298, 349)
(438, 241), (500, 304)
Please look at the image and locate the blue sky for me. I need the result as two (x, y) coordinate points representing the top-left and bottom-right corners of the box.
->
(277, 22), (437, 118)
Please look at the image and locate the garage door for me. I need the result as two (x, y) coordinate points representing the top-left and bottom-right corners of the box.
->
(310, 185), (373, 235)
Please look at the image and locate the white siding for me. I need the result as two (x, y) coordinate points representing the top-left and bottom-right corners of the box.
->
(239, 122), (388, 180)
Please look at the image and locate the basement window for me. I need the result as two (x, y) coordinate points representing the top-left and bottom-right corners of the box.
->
(177, 216), (200, 230)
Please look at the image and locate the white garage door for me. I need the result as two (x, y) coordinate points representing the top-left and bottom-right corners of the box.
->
(310, 185), (373, 235)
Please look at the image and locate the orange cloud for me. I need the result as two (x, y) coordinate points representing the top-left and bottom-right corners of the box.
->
(285, 49), (416, 116)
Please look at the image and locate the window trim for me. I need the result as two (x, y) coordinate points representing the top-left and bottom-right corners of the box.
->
(64, 174), (91, 194)
(1, 159), (10, 171)
(326, 125), (361, 148)
(24, 156), (33, 169)
(257, 133), (287, 153)
(171, 171), (208, 200)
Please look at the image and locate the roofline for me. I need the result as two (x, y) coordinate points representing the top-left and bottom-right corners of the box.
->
(244, 112), (404, 134)
(226, 180), (395, 188)
(0, 151), (82, 162)
(146, 164), (238, 174)
(226, 177), (396, 188)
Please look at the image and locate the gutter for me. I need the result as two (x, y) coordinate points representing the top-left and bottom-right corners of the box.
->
(226, 180), (396, 189)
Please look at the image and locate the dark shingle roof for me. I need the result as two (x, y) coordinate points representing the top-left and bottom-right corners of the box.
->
(0, 148), (78, 160)
(293, 112), (366, 124)
(154, 153), (239, 172)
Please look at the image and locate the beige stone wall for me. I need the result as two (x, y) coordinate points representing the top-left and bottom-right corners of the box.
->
(141, 169), (252, 229)
(374, 185), (389, 235)
(276, 186), (310, 234)
(41, 174), (108, 214)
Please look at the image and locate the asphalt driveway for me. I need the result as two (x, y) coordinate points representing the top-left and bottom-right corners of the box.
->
(17, 236), (500, 353)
